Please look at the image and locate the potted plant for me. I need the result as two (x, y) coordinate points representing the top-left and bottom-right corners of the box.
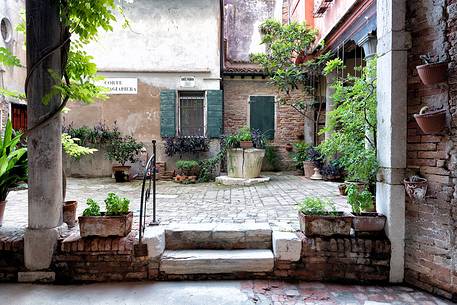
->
(238, 126), (254, 149)
(0, 120), (27, 227)
(321, 159), (344, 181)
(106, 135), (144, 182)
(78, 193), (133, 237)
(414, 106), (447, 134)
(416, 54), (448, 85)
(404, 175), (428, 201)
(297, 197), (352, 237)
(347, 185), (386, 233)
(291, 142), (311, 177)
(175, 160), (199, 183)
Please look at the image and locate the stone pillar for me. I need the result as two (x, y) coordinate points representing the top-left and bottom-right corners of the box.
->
(303, 109), (315, 145)
(24, 0), (63, 271)
(324, 71), (336, 140)
(376, 0), (409, 283)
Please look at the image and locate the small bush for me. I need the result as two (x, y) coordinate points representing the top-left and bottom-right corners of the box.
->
(176, 160), (199, 171)
(106, 136), (143, 166)
(105, 192), (130, 216)
(297, 197), (336, 215)
(347, 185), (374, 214)
(82, 198), (101, 216)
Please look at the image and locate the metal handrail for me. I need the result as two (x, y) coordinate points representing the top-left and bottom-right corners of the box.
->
(138, 140), (159, 246)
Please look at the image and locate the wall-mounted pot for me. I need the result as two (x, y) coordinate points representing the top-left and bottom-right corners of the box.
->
(404, 176), (428, 201)
(416, 62), (447, 85)
(414, 107), (446, 134)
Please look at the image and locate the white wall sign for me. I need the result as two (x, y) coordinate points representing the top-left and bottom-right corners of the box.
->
(99, 78), (138, 95)
(180, 76), (196, 88)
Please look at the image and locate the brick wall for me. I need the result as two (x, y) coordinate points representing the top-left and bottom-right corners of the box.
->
(0, 230), (24, 282)
(405, 0), (457, 300)
(224, 78), (306, 169)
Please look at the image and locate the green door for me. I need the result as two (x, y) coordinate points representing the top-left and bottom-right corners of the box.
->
(249, 96), (275, 140)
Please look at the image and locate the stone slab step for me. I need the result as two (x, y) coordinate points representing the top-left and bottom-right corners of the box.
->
(160, 249), (274, 274)
(165, 223), (272, 250)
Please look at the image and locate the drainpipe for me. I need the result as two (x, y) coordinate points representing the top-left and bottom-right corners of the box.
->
(220, 0), (224, 134)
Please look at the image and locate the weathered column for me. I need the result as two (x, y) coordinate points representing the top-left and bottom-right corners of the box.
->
(324, 71), (336, 140)
(24, 0), (63, 272)
(376, 0), (408, 283)
(303, 109), (315, 145)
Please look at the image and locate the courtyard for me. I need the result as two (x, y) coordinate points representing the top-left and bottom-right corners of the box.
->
(2, 173), (347, 231)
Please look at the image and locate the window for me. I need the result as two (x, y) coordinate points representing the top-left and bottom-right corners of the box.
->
(11, 103), (27, 131)
(178, 91), (205, 137)
(250, 96), (275, 140)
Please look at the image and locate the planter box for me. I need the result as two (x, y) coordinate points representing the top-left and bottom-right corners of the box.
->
(352, 212), (386, 232)
(78, 212), (133, 237)
(227, 148), (265, 179)
(298, 211), (352, 237)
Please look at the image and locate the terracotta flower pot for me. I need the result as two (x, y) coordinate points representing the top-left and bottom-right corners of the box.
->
(0, 200), (6, 227)
(63, 200), (78, 228)
(414, 108), (446, 134)
(240, 141), (254, 149)
(303, 161), (315, 178)
(404, 177), (428, 201)
(78, 212), (133, 237)
(113, 165), (131, 183)
(298, 211), (353, 237)
(352, 212), (386, 232)
(338, 184), (347, 196)
(345, 181), (368, 192)
(416, 62), (448, 85)
(285, 143), (293, 152)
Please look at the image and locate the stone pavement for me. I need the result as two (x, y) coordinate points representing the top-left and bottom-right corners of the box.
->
(2, 173), (347, 231)
(0, 281), (453, 305)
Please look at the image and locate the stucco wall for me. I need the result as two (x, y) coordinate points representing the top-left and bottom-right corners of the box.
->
(65, 0), (222, 176)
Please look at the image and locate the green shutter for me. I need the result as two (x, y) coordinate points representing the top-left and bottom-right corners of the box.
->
(160, 90), (177, 137)
(206, 90), (223, 138)
(250, 96), (275, 140)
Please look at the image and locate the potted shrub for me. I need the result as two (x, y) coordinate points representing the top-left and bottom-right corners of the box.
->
(0, 120), (27, 227)
(321, 159), (344, 181)
(404, 175), (428, 201)
(291, 142), (311, 177)
(106, 136), (143, 182)
(414, 106), (447, 134)
(416, 54), (448, 85)
(297, 197), (352, 237)
(175, 160), (199, 184)
(347, 185), (386, 233)
(78, 193), (133, 237)
(238, 126), (254, 149)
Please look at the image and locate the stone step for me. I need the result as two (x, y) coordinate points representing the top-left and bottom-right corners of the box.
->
(160, 249), (274, 274)
(164, 223), (272, 250)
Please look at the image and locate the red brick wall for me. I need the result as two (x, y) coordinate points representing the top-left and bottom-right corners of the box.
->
(405, 0), (457, 300)
(223, 78), (306, 169)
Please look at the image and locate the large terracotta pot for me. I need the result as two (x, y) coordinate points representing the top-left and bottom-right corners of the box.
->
(227, 148), (265, 179)
(416, 62), (448, 85)
(414, 108), (446, 134)
(0, 200), (6, 227)
(303, 161), (315, 178)
(298, 211), (353, 237)
(240, 141), (254, 149)
(78, 212), (133, 237)
(352, 212), (386, 233)
(63, 200), (77, 228)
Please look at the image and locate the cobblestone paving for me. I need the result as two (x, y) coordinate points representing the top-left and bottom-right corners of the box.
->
(241, 280), (455, 305)
(2, 173), (347, 231)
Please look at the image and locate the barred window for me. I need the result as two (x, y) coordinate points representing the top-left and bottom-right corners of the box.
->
(179, 91), (205, 137)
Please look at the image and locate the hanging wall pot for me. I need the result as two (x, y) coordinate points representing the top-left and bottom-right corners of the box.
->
(416, 55), (448, 85)
(404, 176), (428, 202)
(414, 106), (446, 134)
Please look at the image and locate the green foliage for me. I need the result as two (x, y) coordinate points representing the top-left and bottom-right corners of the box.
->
(347, 185), (374, 214)
(291, 142), (311, 167)
(317, 58), (378, 184)
(63, 122), (121, 146)
(61, 133), (98, 160)
(106, 136), (143, 166)
(0, 48), (21, 67)
(264, 145), (280, 171)
(164, 136), (209, 158)
(176, 160), (199, 171)
(297, 197), (337, 216)
(0, 120), (27, 201)
(104, 192), (130, 216)
(82, 198), (101, 216)
(322, 58), (344, 76)
(237, 126), (253, 141)
(250, 19), (331, 118)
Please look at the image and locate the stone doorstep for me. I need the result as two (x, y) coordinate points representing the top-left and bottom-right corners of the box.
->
(164, 223), (272, 250)
(272, 231), (302, 262)
(18, 271), (55, 283)
(159, 249), (274, 274)
(215, 176), (271, 186)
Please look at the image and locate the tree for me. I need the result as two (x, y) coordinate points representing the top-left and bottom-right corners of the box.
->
(250, 19), (332, 139)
